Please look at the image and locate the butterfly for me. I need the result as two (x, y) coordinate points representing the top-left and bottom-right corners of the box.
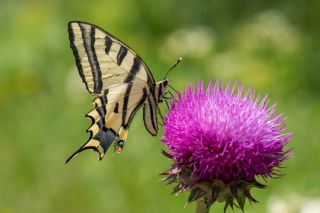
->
(66, 21), (176, 163)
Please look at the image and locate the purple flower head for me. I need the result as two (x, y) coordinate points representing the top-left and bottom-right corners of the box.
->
(161, 80), (292, 211)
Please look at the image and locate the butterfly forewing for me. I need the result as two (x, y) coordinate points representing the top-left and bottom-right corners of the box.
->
(68, 22), (155, 95)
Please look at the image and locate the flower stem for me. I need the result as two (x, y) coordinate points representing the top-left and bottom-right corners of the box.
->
(195, 197), (211, 213)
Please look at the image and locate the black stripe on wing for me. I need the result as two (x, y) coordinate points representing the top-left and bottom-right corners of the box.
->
(124, 88), (148, 129)
(79, 24), (103, 94)
(105, 36), (113, 54)
(124, 57), (141, 83)
(117, 46), (128, 65)
(68, 23), (88, 90)
(122, 84), (133, 128)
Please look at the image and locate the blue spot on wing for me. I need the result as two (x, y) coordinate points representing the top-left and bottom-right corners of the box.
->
(93, 127), (116, 150)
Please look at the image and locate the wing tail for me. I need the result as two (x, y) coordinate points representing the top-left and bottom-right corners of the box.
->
(65, 137), (107, 163)
(66, 101), (118, 163)
(66, 109), (118, 163)
(66, 88), (134, 163)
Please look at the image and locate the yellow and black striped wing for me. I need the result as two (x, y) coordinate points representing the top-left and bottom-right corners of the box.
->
(66, 21), (163, 162)
(66, 83), (148, 162)
(68, 21), (155, 94)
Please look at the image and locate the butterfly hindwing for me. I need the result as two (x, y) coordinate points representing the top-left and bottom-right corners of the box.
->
(66, 83), (149, 162)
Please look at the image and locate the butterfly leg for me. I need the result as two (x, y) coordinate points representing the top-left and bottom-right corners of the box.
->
(168, 91), (174, 99)
(164, 99), (170, 110)
(157, 107), (164, 126)
(169, 84), (178, 94)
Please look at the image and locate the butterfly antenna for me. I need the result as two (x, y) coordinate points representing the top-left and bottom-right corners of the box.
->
(164, 57), (182, 80)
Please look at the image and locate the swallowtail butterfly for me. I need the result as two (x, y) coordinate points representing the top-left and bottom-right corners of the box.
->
(66, 21), (170, 162)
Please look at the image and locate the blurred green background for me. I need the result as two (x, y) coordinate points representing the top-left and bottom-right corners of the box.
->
(1, 0), (319, 212)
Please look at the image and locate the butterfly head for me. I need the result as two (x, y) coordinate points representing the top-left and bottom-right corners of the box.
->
(156, 80), (169, 103)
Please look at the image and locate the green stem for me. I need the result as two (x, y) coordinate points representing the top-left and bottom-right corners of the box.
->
(195, 197), (211, 213)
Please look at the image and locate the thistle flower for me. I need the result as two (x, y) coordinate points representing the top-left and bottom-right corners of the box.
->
(161, 81), (292, 212)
